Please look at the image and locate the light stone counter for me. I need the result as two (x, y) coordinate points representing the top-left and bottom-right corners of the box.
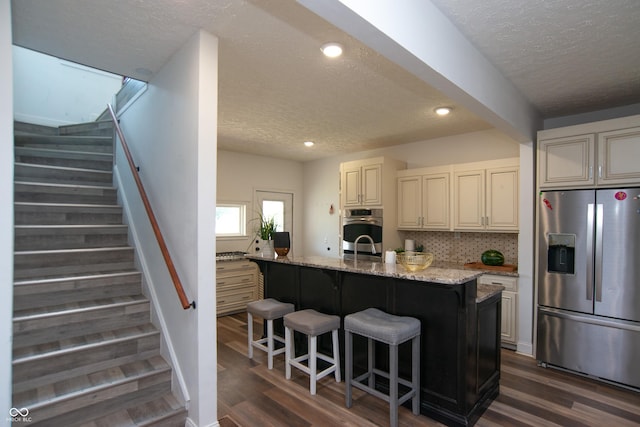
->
(246, 254), (484, 286)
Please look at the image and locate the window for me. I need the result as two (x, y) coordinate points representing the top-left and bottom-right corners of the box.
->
(215, 203), (247, 237)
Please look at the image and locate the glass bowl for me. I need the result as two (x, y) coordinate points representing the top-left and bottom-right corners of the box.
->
(396, 251), (434, 272)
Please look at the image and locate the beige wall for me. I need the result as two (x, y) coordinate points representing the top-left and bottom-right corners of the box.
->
(216, 150), (304, 255)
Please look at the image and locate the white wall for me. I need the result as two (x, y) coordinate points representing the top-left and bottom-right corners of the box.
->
(216, 150), (304, 255)
(1, 2), (14, 425)
(13, 46), (122, 126)
(115, 30), (218, 427)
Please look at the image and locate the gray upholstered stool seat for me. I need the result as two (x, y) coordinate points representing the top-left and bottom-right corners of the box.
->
(344, 308), (421, 427)
(283, 309), (341, 395)
(246, 298), (295, 370)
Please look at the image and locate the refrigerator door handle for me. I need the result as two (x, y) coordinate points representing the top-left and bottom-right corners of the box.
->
(586, 203), (595, 301)
(595, 203), (604, 302)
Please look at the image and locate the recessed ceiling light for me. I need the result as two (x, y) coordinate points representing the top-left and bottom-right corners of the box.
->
(320, 42), (343, 58)
(304, 141), (315, 147)
(435, 107), (452, 116)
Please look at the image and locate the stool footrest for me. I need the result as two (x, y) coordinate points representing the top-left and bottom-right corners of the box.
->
(252, 335), (286, 356)
(352, 372), (417, 405)
(289, 355), (338, 381)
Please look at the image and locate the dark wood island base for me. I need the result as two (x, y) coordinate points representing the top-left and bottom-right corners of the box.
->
(248, 255), (502, 427)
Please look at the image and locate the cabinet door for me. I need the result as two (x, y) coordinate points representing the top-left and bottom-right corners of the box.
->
(598, 126), (640, 185)
(397, 176), (422, 228)
(454, 169), (485, 230)
(342, 166), (361, 206)
(539, 134), (595, 188)
(361, 163), (382, 206)
(422, 173), (450, 230)
(486, 167), (519, 231)
(501, 291), (517, 345)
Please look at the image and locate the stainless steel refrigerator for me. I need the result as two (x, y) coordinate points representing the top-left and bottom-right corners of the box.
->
(537, 188), (640, 389)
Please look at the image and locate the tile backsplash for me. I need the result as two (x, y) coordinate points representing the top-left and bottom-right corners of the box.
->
(399, 231), (518, 265)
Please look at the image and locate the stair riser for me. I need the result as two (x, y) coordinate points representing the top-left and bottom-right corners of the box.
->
(12, 333), (161, 391)
(15, 164), (113, 187)
(15, 230), (129, 251)
(14, 248), (134, 280)
(15, 153), (113, 171)
(15, 184), (118, 205)
(14, 273), (142, 311)
(31, 377), (171, 427)
(15, 135), (113, 153)
(13, 302), (150, 349)
(59, 121), (114, 137)
(15, 209), (123, 225)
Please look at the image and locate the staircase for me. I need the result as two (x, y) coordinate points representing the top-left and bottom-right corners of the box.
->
(12, 121), (188, 426)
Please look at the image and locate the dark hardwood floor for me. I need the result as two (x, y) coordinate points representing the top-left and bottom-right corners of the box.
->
(217, 313), (640, 426)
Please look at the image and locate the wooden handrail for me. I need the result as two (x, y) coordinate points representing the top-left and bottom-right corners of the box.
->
(107, 104), (195, 310)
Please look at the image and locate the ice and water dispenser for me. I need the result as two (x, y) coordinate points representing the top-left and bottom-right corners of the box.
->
(547, 233), (575, 274)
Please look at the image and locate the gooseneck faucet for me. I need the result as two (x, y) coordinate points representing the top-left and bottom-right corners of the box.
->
(354, 234), (376, 263)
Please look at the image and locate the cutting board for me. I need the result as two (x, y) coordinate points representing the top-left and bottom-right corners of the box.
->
(464, 262), (517, 272)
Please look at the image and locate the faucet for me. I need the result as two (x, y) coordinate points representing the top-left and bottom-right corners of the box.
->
(354, 234), (376, 262)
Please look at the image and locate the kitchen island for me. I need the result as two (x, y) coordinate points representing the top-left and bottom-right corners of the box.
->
(247, 255), (502, 426)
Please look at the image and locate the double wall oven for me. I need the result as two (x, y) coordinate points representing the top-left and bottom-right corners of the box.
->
(342, 208), (382, 261)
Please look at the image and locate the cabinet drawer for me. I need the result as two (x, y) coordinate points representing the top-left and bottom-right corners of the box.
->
(217, 288), (255, 306)
(216, 273), (255, 289)
(478, 274), (517, 292)
(216, 260), (256, 274)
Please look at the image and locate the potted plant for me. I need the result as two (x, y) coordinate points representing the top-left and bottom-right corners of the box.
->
(255, 212), (277, 257)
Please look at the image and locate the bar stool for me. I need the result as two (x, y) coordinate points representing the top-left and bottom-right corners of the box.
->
(246, 298), (295, 369)
(344, 308), (421, 427)
(283, 309), (341, 395)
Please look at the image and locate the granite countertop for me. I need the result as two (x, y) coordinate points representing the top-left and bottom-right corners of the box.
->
(476, 283), (504, 303)
(246, 254), (485, 286)
(245, 254), (508, 302)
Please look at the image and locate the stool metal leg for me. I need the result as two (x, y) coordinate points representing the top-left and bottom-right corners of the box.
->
(247, 312), (254, 359)
(412, 335), (420, 415)
(285, 326), (293, 379)
(390, 343), (399, 427)
(332, 329), (341, 382)
(345, 330), (353, 407)
(309, 335), (317, 395)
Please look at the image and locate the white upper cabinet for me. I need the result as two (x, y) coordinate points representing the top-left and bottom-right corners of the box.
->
(598, 127), (640, 185)
(397, 167), (450, 230)
(453, 160), (519, 232)
(397, 159), (518, 232)
(340, 157), (405, 208)
(538, 134), (595, 188)
(538, 115), (640, 189)
(341, 160), (382, 207)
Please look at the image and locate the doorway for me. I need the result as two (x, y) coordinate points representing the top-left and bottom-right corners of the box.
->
(255, 190), (293, 250)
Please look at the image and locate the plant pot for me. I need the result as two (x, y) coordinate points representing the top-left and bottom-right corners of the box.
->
(257, 239), (275, 258)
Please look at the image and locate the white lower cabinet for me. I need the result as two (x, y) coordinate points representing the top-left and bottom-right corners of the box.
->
(216, 259), (259, 316)
(478, 274), (518, 347)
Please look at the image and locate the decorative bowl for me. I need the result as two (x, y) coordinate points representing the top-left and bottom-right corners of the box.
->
(396, 251), (434, 272)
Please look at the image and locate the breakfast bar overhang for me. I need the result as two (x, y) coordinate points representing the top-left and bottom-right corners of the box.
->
(247, 255), (502, 427)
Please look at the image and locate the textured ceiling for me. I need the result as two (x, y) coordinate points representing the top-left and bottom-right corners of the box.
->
(429, 0), (640, 117)
(11, 0), (640, 161)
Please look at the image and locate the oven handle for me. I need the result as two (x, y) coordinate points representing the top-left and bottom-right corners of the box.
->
(343, 217), (382, 226)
